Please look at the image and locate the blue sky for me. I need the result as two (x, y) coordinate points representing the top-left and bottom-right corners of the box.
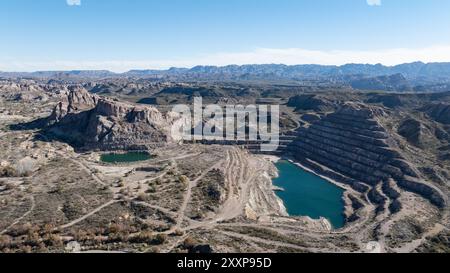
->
(1, 0), (450, 71)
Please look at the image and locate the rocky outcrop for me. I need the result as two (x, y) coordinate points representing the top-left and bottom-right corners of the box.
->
(287, 95), (337, 112)
(421, 103), (450, 124)
(47, 87), (97, 123)
(43, 88), (181, 150)
(397, 178), (445, 208)
(398, 118), (435, 148)
(349, 73), (412, 91)
(288, 103), (446, 213)
(366, 94), (404, 108)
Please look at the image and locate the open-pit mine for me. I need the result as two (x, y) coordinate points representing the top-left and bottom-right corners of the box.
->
(0, 76), (449, 253)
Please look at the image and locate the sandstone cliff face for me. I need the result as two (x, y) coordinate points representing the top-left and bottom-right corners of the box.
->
(288, 103), (446, 219)
(45, 88), (180, 150)
(47, 86), (97, 123)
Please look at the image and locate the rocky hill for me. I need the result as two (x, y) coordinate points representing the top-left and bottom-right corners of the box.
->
(41, 88), (181, 150)
(349, 73), (412, 91)
(422, 103), (450, 124)
(287, 94), (338, 112)
(137, 85), (261, 105)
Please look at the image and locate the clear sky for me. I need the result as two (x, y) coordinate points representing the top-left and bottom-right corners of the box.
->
(1, 0), (450, 72)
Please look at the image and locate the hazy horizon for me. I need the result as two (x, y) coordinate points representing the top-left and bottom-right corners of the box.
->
(2, 0), (450, 72)
(2, 60), (449, 74)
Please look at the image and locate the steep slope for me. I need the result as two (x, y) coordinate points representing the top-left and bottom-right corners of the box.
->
(43, 88), (181, 150)
(288, 103), (446, 220)
(422, 103), (450, 125)
(349, 73), (412, 91)
(287, 94), (338, 112)
(397, 118), (437, 148)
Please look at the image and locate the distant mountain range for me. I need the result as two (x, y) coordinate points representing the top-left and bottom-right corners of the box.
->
(2, 62), (450, 91)
(2, 61), (450, 79)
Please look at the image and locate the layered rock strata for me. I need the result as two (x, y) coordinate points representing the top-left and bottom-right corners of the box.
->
(288, 103), (446, 223)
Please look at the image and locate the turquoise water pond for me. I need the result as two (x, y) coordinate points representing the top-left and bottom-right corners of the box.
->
(272, 160), (345, 229)
(100, 152), (151, 163)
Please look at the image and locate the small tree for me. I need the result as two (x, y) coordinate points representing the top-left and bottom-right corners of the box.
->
(183, 237), (198, 249)
(152, 234), (167, 245)
(136, 193), (147, 202)
(146, 185), (156, 193)
(173, 229), (185, 236)
(179, 175), (189, 185)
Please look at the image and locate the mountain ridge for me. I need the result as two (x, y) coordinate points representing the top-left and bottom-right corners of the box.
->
(2, 61), (450, 79)
(2, 62), (450, 92)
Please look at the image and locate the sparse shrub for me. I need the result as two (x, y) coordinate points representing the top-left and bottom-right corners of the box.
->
(107, 223), (125, 234)
(15, 157), (36, 177)
(147, 246), (160, 253)
(7, 223), (34, 237)
(0, 235), (12, 250)
(36, 242), (49, 253)
(25, 231), (41, 247)
(173, 229), (185, 236)
(146, 185), (156, 193)
(19, 245), (32, 253)
(44, 234), (63, 247)
(106, 223), (131, 243)
(129, 231), (154, 244)
(129, 232), (167, 245)
(49, 184), (64, 194)
(0, 166), (17, 177)
(136, 193), (148, 202)
(154, 223), (171, 233)
(178, 175), (189, 185)
(183, 237), (198, 249)
(41, 223), (56, 235)
(153, 234), (167, 245)
(62, 202), (81, 220)
(107, 232), (128, 243)
(72, 230), (90, 242)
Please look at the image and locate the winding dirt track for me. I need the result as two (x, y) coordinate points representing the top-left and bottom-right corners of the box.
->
(217, 230), (306, 251)
(50, 152), (204, 232)
(35, 146), (446, 253)
(55, 151), (106, 187)
(0, 196), (35, 235)
(394, 223), (445, 253)
(173, 148), (263, 233)
(172, 160), (225, 231)
(215, 149), (252, 222)
(58, 200), (120, 230)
